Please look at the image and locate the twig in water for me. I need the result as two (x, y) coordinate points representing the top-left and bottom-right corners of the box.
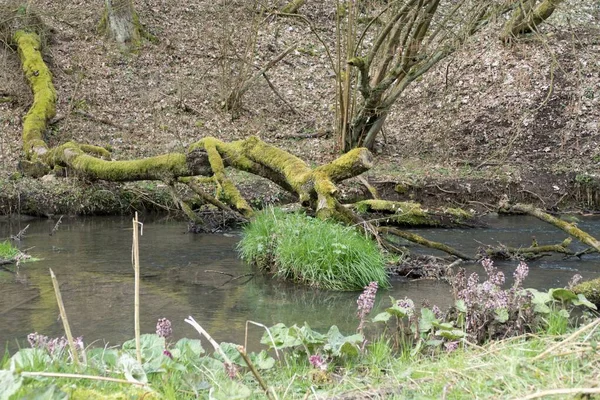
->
(49, 269), (80, 368)
(11, 224), (29, 241)
(50, 215), (63, 236)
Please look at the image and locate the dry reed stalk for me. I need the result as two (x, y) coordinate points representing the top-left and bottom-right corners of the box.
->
(237, 345), (275, 400)
(184, 316), (232, 365)
(49, 268), (80, 368)
(532, 318), (600, 361)
(20, 371), (149, 387)
(132, 212), (142, 364)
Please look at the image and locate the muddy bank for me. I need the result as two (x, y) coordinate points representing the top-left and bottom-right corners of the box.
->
(2, 169), (599, 218)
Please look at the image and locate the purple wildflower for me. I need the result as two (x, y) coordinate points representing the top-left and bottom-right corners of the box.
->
(432, 305), (443, 320)
(163, 349), (173, 359)
(444, 341), (459, 353)
(397, 297), (415, 317)
(156, 318), (172, 339)
(513, 261), (529, 288)
(357, 281), (378, 332)
(309, 354), (327, 370)
(225, 362), (238, 379)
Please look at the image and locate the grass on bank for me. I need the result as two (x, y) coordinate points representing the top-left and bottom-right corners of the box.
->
(3, 319), (600, 399)
(238, 208), (390, 291)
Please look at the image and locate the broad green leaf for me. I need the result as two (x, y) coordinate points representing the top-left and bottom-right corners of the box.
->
(386, 304), (408, 318)
(87, 348), (120, 370)
(425, 339), (444, 347)
(373, 312), (392, 323)
(419, 308), (438, 333)
(558, 309), (570, 318)
(454, 300), (467, 313)
(10, 349), (50, 372)
(118, 353), (147, 384)
(323, 326), (363, 357)
(550, 288), (578, 302)
(436, 329), (465, 340)
(527, 289), (552, 305)
(572, 294), (598, 310)
(0, 370), (22, 399)
(175, 338), (204, 357)
(261, 323), (302, 349)
(249, 350), (275, 370)
(494, 308), (509, 323)
(122, 334), (166, 372)
(533, 303), (551, 314)
(209, 380), (251, 400)
(432, 322), (454, 330)
(217, 343), (243, 366)
(20, 385), (68, 400)
(295, 323), (327, 347)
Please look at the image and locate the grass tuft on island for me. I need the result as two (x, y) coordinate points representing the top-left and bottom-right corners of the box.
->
(237, 207), (390, 291)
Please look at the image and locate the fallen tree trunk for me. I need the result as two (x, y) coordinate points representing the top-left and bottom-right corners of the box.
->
(501, 202), (600, 253)
(353, 200), (476, 228)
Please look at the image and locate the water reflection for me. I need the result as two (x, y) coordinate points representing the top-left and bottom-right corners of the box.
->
(0, 214), (598, 352)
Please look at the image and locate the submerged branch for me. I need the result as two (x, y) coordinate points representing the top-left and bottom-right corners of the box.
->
(379, 226), (474, 260)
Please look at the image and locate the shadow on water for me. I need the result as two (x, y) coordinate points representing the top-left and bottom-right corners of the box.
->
(0, 214), (599, 352)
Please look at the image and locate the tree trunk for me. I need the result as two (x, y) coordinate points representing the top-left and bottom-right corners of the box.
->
(344, 107), (388, 152)
(100, 0), (142, 46)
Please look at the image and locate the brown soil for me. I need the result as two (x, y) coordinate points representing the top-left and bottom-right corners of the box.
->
(1, 1), (599, 215)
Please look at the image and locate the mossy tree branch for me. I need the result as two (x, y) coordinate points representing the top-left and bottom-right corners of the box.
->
(379, 226), (474, 260)
(353, 200), (475, 228)
(501, 202), (600, 253)
(500, 0), (564, 43)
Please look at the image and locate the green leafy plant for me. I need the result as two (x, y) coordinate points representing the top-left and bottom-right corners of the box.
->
(238, 208), (390, 291)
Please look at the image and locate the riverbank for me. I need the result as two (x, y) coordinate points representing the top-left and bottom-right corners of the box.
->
(3, 317), (599, 399)
(2, 165), (600, 218)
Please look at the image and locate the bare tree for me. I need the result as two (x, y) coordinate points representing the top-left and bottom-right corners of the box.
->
(336, 0), (564, 152)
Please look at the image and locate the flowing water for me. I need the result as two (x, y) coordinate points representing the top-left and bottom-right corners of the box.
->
(1, 214), (599, 352)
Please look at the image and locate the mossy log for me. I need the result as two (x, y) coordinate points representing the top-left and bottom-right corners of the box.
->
(14, 31), (56, 159)
(480, 238), (575, 260)
(379, 227), (474, 260)
(502, 203), (600, 253)
(353, 200), (475, 227)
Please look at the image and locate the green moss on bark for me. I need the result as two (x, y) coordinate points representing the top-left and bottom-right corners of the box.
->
(14, 30), (56, 158)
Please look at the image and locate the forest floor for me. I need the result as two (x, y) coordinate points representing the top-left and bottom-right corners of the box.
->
(1, 0), (600, 216)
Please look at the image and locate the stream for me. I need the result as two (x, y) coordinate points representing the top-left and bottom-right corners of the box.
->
(1, 214), (599, 352)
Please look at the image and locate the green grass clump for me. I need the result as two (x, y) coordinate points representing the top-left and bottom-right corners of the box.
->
(238, 208), (390, 291)
(0, 241), (20, 259)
